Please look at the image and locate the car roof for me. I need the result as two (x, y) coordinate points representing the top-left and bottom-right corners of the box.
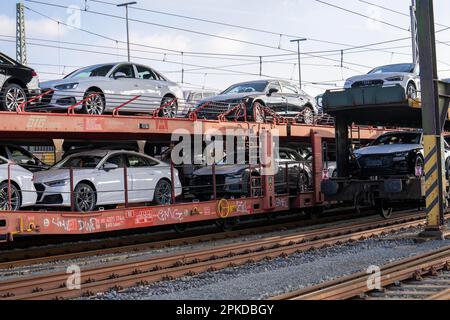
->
(66, 149), (149, 158)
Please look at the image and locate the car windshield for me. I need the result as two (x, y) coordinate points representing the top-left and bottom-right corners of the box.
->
(65, 64), (115, 79)
(55, 155), (103, 169)
(368, 63), (414, 74)
(371, 133), (422, 146)
(222, 82), (268, 94)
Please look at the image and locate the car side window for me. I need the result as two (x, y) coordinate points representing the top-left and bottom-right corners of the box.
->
(282, 83), (299, 94)
(127, 154), (158, 167)
(0, 55), (12, 65)
(136, 65), (157, 80)
(105, 154), (125, 168)
(0, 147), (8, 159)
(267, 82), (281, 94)
(113, 64), (135, 78)
(8, 146), (36, 165)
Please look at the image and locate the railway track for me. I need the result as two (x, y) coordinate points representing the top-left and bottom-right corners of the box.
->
(272, 246), (450, 300)
(0, 211), (438, 300)
(0, 208), (378, 269)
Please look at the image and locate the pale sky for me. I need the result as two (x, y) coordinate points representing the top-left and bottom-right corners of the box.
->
(1, 0), (450, 96)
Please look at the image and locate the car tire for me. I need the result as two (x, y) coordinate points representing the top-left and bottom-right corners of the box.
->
(302, 106), (314, 125)
(154, 179), (173, 205)
(252, 102), (266, 123)
(74, 182), (97, 212)
(81, 91), (105, 115)
(1, 83), (27, 112)
(415, 154), (424, 176)
(406, 82), (417, 100)
(0, 181), (21, 211)
(159, 97), (178, 118)
(297, 171), (309, 193)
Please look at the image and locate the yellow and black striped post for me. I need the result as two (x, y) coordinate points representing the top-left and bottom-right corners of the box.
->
(417, 0), (448, 238)
(423, 135), (445, 228)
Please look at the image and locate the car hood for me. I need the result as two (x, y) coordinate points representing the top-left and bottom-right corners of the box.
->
(193, 164), (248, 176)
(355, 144), (422, 156)
(34, 168), (96, 183)
(197, 92), (262, 105)
(346, 72), (413, 82)
(40, 77), (107, 88)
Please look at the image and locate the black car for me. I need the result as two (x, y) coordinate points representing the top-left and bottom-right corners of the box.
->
(0, 52), (40, 111)
(191, 148), (313, 200)
(354, 131), (450, 178)
(0, 144), (49, 172)
(192, 80), (319, 124)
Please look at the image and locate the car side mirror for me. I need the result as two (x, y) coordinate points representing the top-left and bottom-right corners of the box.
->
(267, 88), (279, 96)
(103, 163), (119, 171)
(114, 72), (127, 79)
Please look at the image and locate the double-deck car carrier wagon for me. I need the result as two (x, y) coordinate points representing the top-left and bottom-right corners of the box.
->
(0, 93), (391, 241)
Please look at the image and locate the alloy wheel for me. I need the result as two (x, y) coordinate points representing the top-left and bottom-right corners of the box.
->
(0, 183), (21, 211)
(83, 93), (105, 115)
(407, 83), (417, 99)
(154, 180), (172, 205)
(159, 99), (177, 118)
(75, 184), (96, 212)
(303, 107), (314, 125)
(5, 86), (26, 112)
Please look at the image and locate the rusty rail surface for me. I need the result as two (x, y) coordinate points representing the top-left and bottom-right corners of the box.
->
(272, 246), (450, 301)
(0, 211), (439, 300)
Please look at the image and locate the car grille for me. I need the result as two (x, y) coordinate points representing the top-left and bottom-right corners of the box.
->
(195, 101), (243, 120)
(358, 155), (394, 169)
(40, 89), (54, 105)
(34, 183), (46, 202)
(351, 80), (384, 88)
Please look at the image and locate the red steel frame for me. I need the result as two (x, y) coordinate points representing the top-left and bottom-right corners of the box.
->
(0, 92), (391, 241)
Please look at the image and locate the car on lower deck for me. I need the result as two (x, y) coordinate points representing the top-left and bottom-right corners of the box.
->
(344, 63), (420, 100)
(192, 80), (319, 124)
(0, 144), (49, 172)
(33, 150), (183, 212)
(0, 52), (40, 112)
(191, 148), (313, 200)
(0, 155), (37, 211)
(354, 131), (450, 178)
(34, 62), (185, 116)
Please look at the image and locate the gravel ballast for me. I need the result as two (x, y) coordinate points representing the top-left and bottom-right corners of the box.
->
(88, 226), (450, 300)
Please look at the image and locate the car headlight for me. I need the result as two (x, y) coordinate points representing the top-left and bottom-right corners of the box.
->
(44, 179), (69, 187)
(354, 153), (362, 159)
(386, 76), (404, 82)
(226, 173), (243, 180)
(55, 83), (79, 90)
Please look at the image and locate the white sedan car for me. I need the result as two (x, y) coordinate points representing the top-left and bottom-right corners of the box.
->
(33, 150), (183, 212)
(344, 63), (420, 100)
(0, 156), (37, 211)
(36, 62), (186, 117)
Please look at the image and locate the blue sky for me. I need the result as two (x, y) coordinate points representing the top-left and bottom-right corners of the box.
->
(1, 0), (450, 95)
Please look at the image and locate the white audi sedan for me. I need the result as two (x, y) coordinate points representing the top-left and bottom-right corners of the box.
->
(344, 63), (420, 99)
(36, 62), (186, 117)
(0, 156), (37, 211)
(33, 150), (183, 212)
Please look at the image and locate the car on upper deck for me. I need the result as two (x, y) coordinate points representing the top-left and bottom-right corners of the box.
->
(344, 63), (420, 100)
(34, 62), (185, 117)
(192, 80), (319, 124)
(0, 51), (40, 112)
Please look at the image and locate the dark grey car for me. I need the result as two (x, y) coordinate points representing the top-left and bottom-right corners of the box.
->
(191, 148), (313, 200)
(192, 80), (319, 124)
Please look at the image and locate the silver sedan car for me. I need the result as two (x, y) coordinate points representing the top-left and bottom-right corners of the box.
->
(36, 63), (186, 117)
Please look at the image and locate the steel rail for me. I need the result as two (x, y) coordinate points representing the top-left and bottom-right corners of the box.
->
(0, 207), (379, 269)
(0, 211), (439, 300)
(273, 246), (450, 300)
